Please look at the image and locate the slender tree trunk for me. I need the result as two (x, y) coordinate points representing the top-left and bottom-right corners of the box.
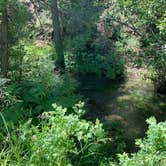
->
(0, 8), (8, 78)
(51, 0), (65, 70)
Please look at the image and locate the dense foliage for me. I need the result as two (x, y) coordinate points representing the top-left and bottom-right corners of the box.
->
(116, 118), (166, 166)
(0, 0), (165, 165)
(0, 112), (165, 165)
(104, 0), (166, 93)
(0, 103), (107, 165)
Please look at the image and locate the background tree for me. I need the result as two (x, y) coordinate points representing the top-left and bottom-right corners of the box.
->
(104, 0), (166, 93)
(0, 1), (8, 78)
(51, 0), (65, 70)
(0, 0), (32, 80)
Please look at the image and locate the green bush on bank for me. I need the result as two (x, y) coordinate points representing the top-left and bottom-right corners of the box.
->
(65, 32), (125, 79)
(110, 117), (166, 166)
(0, 103), (109, 166)
(0, 108), (165, 166)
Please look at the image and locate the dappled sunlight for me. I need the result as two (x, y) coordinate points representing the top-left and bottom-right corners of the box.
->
(82, 67), (166, 152)
(0, 0), (165, 165)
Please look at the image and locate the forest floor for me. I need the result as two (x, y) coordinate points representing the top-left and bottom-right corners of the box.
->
(79, 67), (166, 152)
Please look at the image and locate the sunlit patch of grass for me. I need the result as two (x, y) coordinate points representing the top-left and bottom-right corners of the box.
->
(78, 67), (165, 152)
(24, 42), (54, 57)
(106, 68), (166, 141)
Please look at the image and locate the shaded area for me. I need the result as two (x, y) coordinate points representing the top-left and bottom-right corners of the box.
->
(79, 67), (166, 152)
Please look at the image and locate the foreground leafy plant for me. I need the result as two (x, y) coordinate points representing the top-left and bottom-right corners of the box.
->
(0, 103), (109, 166)
(0, 74), (80, 125)
(0, 78), (17, 112)
(110, 117), (166, 166)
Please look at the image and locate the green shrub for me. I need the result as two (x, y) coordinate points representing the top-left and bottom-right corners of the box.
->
(143, 68), (166, 95)
(103, 119), (127, 157)
(154, 70), (166, 95)
(65, 32), (125, 79)
(0, 79), (17, 112)
(2, 42), (83, 125)
(111, 117), (166, 166)
(8, 43), (54, 92)
(1, 74), (80, 124)
(0, 103), (109, 166)
(9, 43), (55, 83)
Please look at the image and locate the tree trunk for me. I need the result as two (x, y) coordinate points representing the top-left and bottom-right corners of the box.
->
(0, 8), (8, 78)
(51, 0), (65, 70)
